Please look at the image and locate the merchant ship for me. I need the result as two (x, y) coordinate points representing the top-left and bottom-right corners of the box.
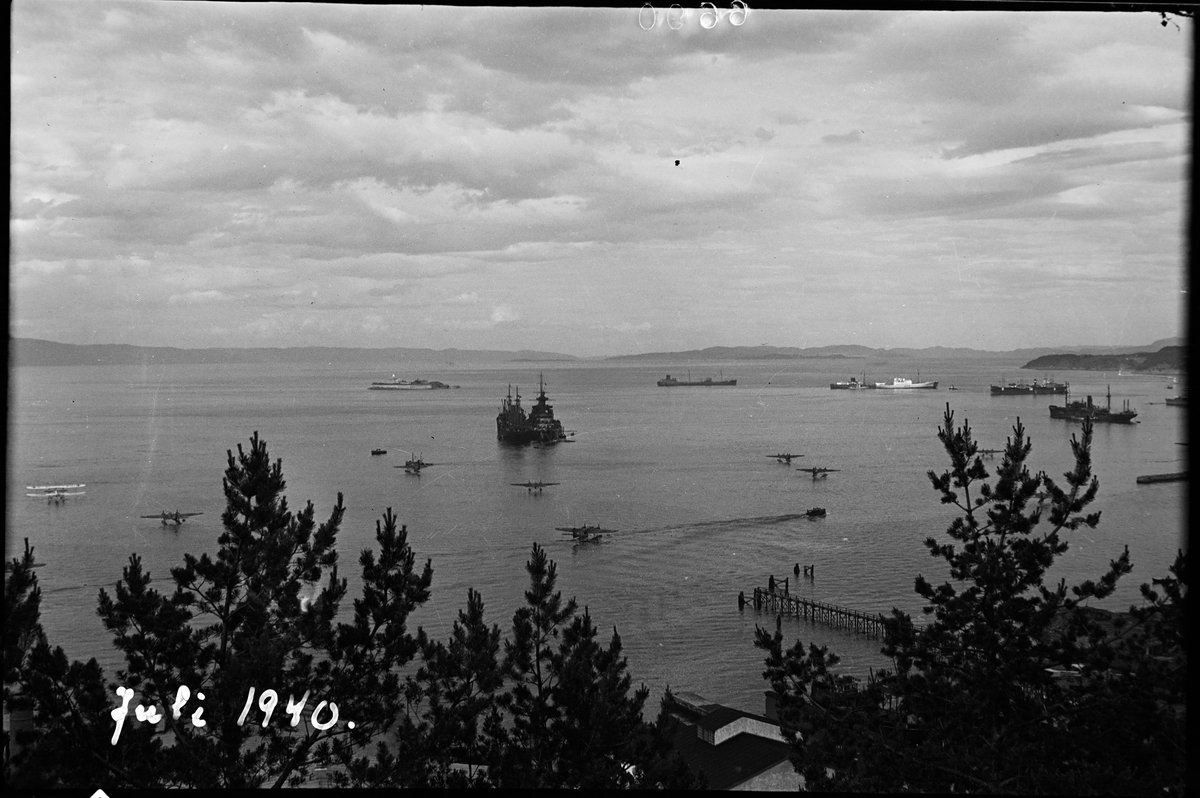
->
(831, 372), (874, 390)
(1048, 386), (1138, 424)
(990, 377), (1069, 395)
(657, 371), (737, 387)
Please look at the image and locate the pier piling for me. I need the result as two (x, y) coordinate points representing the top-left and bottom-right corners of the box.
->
(749, 586), (885, 639)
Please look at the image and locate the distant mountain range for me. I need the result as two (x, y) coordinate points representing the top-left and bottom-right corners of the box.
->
(8, 338), (578, 367)
(603, 339), (1185, 364)
(9, 337), (1185, 368)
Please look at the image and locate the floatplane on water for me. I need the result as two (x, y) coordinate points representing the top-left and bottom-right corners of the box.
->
(394, 453), (434, 474)
(555, 524), (608, 543)
(767, 453), (803, 464)
(26, 484), (86, 504)
(512, 481), (560, 493)
(797, 467), (840, 480)
(141, 510), (203, 528)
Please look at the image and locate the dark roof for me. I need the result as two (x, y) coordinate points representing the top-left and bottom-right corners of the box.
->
(663, 713), (793, 791)
(695, 704), (775, 732)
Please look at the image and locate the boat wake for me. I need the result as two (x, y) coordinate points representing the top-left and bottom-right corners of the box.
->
(638, 513), (813, 536)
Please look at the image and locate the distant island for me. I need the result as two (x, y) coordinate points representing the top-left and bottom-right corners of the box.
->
(1022, 346), (1185, 374)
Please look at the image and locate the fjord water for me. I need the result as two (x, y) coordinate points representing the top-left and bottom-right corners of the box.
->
(8, 358), (1186, 715)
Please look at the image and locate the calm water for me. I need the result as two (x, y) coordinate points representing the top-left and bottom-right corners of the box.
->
(7, 357), (1187, 716)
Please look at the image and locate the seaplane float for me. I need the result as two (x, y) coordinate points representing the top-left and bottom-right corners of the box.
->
(512, 481), (560, 494)
(555, 524), (609, 544)
(141, 510), (203, 528)
(26, 484), (86, 504)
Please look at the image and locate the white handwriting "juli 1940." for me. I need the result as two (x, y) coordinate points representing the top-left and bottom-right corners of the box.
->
(111, 685), (352, 745)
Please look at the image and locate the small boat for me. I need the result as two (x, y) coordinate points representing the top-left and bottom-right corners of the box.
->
(371, 449), (387, 455)
(804, 507), (827, 519)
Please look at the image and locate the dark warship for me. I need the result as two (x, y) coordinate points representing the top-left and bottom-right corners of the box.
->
(496, 375), (568, 445)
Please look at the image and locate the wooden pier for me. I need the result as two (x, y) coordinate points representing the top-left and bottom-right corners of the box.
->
(1136, 471), (1187, 484)
(748, 586), (887, 639)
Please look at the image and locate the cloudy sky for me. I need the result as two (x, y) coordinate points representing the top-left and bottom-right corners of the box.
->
(10, 4), (1191, 357)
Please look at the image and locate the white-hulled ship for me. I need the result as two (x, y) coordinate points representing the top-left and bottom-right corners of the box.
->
(874, 377), (938, 389)
(369, 376), (452, 390)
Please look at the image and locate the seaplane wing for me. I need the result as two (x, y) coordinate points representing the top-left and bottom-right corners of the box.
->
(798, 467), (840, 475)
(513, 481), (560, 488)
(27, 483), (86, 490)
(140, 512), (202, 519)
(28, 491), (85, 498)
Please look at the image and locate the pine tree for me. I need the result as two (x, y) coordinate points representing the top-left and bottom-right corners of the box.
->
(317, 507), (434, 788)
(493, 543), (711, 789)
(495, 541), (578, 786)
(549, 608), (650, 787)
(412, 587), (504, 787)
(5, 539), (158, 787)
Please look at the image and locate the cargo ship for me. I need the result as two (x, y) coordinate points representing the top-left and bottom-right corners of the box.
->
(657, 372), (737, 387)
(1049, 386), (1138, 424)
(830, 373), (874, 390)
(991, 378), (1069, 395)
(497, 374), (569, 445)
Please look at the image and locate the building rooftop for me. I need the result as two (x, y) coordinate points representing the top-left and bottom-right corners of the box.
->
(662, 692), (793, 790)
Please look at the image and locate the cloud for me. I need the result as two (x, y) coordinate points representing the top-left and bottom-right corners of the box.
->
(8, 5), (1188, 354)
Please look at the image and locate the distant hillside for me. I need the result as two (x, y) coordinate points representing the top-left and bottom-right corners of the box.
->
(606, 340), (1185, 363)
(9, 338), (579, 367)
(1022, 346), (1186, 373)
(607, 345), (873, 362)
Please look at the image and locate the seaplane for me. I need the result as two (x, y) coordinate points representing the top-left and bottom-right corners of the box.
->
(141, 510), (203, 528)
(26, 484), (86, 504)
(555, 524), (608, 543)
(395, 454), (432, 474)
(797, 467), (840, 480)
(767, 453), (803, 464)
(977, 448), (1003, 458)
(512, 481), (560, 494)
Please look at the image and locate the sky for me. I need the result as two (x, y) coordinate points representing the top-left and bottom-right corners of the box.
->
(9, 4), (1192, 358)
